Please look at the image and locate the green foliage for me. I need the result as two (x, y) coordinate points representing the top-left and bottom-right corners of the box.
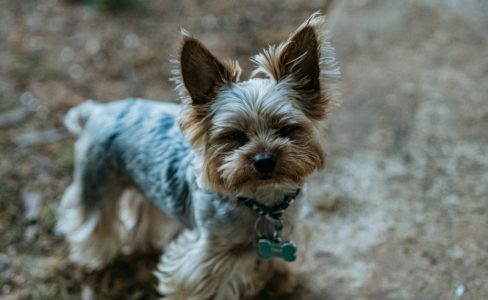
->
(54, 149), (74, 171)
(40, 206), (57, 234)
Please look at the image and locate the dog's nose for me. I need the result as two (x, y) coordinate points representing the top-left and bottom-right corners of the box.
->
(253, 153), (277, 174)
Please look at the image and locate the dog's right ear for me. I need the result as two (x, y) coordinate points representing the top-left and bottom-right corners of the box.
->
(180, 35), (241, 105)
(176, 33), (241, 147)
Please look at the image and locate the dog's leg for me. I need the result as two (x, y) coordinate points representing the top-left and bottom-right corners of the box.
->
(118, 189), (180, 255)
(155, 229), (275, 300)
(57, 134), (125, 270)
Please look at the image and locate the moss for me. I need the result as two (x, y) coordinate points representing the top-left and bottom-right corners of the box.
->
(0, 181), (18, 217)
(40, 206), (57, 234)
(54, 149), (74, 171)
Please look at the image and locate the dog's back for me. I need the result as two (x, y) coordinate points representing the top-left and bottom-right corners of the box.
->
(74, 99), (196, 221)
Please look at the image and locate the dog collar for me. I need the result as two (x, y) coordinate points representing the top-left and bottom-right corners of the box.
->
(237, 189), (301, 262)
(237, 189), (300, 222)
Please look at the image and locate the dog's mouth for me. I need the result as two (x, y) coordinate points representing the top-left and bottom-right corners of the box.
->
(229, 168), (302, 188)
(255, 172), (294, 184)
(236, 174), (276, 186)
(257, 174), (273, 180)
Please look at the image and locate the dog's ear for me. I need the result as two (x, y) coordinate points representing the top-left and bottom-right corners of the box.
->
(176, 33), (241, 147)
(273, 19), (323, 120)
(252, 14), (340, 120)
(280, 24), (320, 92)
(180, 36), (241, 105)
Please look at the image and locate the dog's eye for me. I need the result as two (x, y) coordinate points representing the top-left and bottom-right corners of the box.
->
(223, 131), (249, 144)
(276, 125), (301, 137)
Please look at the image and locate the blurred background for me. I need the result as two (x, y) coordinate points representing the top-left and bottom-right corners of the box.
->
(0, 0), (487, 299)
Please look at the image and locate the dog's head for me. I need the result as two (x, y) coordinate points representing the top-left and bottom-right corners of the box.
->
(173, 13), (340, 197)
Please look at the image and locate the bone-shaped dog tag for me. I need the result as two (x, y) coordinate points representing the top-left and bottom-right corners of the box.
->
(257, 238), (297, 262)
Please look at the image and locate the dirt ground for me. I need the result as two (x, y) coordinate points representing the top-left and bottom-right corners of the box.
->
(1, 0), (487, 299)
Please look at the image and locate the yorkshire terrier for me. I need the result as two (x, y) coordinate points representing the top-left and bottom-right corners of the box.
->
(57, 13), (339, 299)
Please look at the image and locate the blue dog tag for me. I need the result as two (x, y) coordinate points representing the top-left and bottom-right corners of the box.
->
(257, 238), (297, 262)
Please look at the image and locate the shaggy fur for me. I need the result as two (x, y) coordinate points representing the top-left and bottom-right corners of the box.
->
(57, 13), (339, 299)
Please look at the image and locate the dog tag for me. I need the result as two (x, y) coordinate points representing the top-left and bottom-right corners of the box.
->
(257, 238), (297, 262)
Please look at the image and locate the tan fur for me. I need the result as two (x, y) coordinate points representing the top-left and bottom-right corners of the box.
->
(57, 184), (123, 269)
(156, 230), (275, 300)
(118, 189), (180, 254)
(264, 261), (298, 297)
(58, 185), (178, 270)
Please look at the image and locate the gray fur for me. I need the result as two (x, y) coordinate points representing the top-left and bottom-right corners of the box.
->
(78, 99), (193, 227)
(71, 98), (268, 239)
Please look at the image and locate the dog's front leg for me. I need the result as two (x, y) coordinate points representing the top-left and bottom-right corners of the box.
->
(155, 229), (274, 300)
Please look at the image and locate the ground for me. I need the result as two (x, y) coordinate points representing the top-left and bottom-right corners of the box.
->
(0, 0), (487, 299)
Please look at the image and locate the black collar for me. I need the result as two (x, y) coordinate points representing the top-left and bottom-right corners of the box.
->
(237, 189), (301, 221)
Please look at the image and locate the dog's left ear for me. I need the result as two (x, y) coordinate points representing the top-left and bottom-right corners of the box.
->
(275, 17), (324, 120)
(280, 23), (321, 93)
(252, 14), (340, 120)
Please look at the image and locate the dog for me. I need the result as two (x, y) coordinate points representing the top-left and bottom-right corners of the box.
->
(56, 12), (340, 299)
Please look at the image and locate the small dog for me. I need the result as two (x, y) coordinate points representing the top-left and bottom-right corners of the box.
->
(57, 13), (339, 299)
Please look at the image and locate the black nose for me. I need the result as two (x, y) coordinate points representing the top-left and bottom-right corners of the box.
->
(253, 153), (277, 174)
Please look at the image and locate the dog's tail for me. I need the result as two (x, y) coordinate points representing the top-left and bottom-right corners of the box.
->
(64, 100), (98, 137)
